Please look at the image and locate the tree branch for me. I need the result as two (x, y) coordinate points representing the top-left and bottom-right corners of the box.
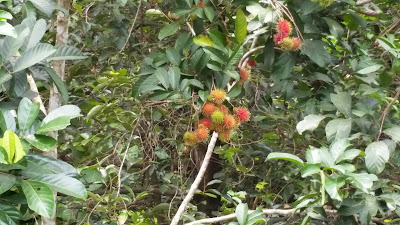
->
(170, 132), (219, 225)
(378, 88), (400, 139)
(119, 0), (142, 52)
(359, 9), (379, 16)
(238, 46), (264, 69)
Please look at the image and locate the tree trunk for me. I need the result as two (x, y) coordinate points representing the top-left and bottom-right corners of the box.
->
(42, 0), (71, 224)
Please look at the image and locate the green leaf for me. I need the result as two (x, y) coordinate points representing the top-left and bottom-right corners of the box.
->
(296, 114), (326, 135)
(301, 40), (331, 67)
(46, 45), (87, 61)
(0, 21), (17, 38)
(235, 203), (248, 225)
(383, 126), (400, 142)
(158, 22), (180, 40)
(190, 79), (204, 89)
(365, 141), (390, 174)
(263, 38), (275, 70)
(227, 85), (241, 98)
(166, 48), (181, 66)
(204, 6), (215, 22)
(267, 152), (304, 166)
(36, 116), (71, 134)
(271, 52), (296, 81)
(24, 135), (57, 151)
(168, 67), (181, 90)
(0, 10), (12, 20)
(45, 67), (69, 104)
(21, 180), (55, 218)
(322, 17), (344, 38)
(224, 70), (240, 80)
(13, 43), (56, 72)
(0, 174), (16, 195)
(336, 149), (361, 163)
(0, 70), (12, 87)
(325, 176), (345, 201)
(330, 139), (351, 163)
(0, 109), (16, 132)
(42, 105), (80, 123)
(356, 64), (382, 74)
(17, 98), (40, 132)
(301, 163), (320, 177)
(330, 92), (352, 118)
(0, 211), (17, 225)
(345, 173), (378, 193)
(235, 9), (247, 45)
(155, 67), (169, 89)
(0, 130), (25, 163)
(26, 19), (47, 49)
(29, 0), (57, 17)
(0, 203), (21, 222)
(21, 154), (77, 177)
(226, 46), (243, 67)
(0, 27), (30, 61)
(30, 174), (87, 199)
(325, 119), (352, 142)
(193, 35), (214, 47)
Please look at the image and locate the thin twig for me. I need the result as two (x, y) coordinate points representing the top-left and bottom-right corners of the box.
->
(117, 130), (135, 196)
(120, 0), (142, 52)
(238, 46), (264, 69)
(378, 88), (400, 139)
(186, 22), (196, 36)
(170, 132), (219, 225)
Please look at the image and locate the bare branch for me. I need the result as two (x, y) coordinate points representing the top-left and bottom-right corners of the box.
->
(360, 9), (379, 16)
(120, 0), (142, 52)
(170, 132), (219, 225)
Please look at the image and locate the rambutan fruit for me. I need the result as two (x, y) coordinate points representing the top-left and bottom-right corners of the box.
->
(195, 126), (209, 142)
(218, 129), (232, 142)
(211, 110), (224, 125)
(247, 60), (256, 67)
(197, 118), (213, 129)
(223, 114), (238, 129)
(183, 132), (197, 146)
(234, 107), (251, 122)
(202, 102), (216, 117)
(239, 68), (251, 82)
(279, 37), (294, 51)
(218, 105), (229, 115)
(198, 1), (205, 7)
(208, 89), (226, 105)
(274, 33), (286, 45)
(292, 37), (302, 51)
(277, 18), (292, 36)
(213, 124), (225, 133)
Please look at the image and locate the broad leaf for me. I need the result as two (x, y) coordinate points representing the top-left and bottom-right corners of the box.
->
(365, 141), (390, 174)
(155, 67), (169, 89)
(204, 6), (215, 22)
(17, 98), (40, 132)
(0, 21), (17, 38)
(330, 139), (351, 163)
(383, 126), (400, 142)
(42, 105), (80, 123)
(24, 135), (57, 151)
(45, 67), (69, 104)
(0, 174), (16, 195)
(235, 9), (247, 45)
(301, 163), (320, 177)
(46, 45), (87, 61)
(29, 0), (57, 17)
(330, 92), (352, 118)
(323, 17), (344, 38)
(301, 40), (331, 67)
(346, 173), (378, 193)
(166, 48), (181, 66)
(36, 116), (71, 133)
(193, 35), (214, 47)
(21, 154), (77, 177)
(0, 211), (17, 225)
(21, 180), (55, 218)
(325, 119), (352, 142)
(0, 27), (30, 61)
(267, 152), (304, 166)
(168, 67), (180, 90)
(296, 114), (326, 135)
(356, 65), (382, 74)
(0, 130), (25, 163)
(26, 19), (47, 49)
(0, 109), (16, 132)
(235, 203), (248, 225)
(336, 149), (361, 163)
(30, 174), (87, 199)
(158, 22), (180, 40)
(271, 52), (296, 81)
(13, 43), (56, 72)
(325, 176), (345, 201)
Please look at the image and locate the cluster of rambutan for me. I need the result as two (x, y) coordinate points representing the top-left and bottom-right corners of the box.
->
(274, 18), (301, 51)
(183, 89), (251, 146)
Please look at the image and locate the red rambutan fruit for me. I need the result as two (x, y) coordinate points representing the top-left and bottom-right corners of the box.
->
(198, 1), (205, 7)
(195, 126), (209, 142)
(223, 114), (238, 129)
(239, 68), (251, 82)
(234, 107), (251, 122)
(218, 105), (229, 115)
(218, 129), (232, 142)
(292, 37), (302, 51)
(202, 102), (216, 117)
(197, 118), (213, 129)
(277, 18), (292, 36)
